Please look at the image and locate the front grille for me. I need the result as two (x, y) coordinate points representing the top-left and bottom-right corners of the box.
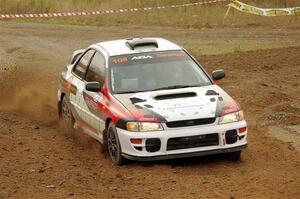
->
(167, 133), (219, 151)
(166, 118), (216, 128)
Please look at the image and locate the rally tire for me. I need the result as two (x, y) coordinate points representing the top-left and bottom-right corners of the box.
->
(107, 122), (125, 166)
(60, 96), (75, 132)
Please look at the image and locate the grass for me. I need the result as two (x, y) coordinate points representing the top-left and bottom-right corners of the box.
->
(185, 40), (300, 55)
(0, 0), (299, 28)
(234, 43), (241, 53)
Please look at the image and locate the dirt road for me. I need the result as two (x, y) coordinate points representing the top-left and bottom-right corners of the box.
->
(0, 23), (299, 199)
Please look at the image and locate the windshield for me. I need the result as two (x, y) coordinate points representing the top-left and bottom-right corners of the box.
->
(109, 50), (211, 94)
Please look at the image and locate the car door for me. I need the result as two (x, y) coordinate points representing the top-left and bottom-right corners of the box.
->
(70, 49), (96, 127)
(84, 52), (106, 134)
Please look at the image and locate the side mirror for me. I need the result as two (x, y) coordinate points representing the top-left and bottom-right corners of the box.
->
(212, 70), (225, 81)
(86, 82), (102, 92)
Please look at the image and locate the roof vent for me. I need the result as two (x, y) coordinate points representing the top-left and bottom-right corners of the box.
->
(126, 38), (158, 50)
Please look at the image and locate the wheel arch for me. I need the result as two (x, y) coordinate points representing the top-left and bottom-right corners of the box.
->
(102, 117), (113, 153)
(105, 117), (113, 130)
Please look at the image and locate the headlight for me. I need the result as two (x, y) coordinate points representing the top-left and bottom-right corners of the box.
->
(126, 122), (164, 132)
(219, 111), (244, 124)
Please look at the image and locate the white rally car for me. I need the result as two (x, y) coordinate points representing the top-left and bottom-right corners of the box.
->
(58, 38), (247, 165)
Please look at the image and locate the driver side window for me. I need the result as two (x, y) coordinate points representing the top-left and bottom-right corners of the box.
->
(85, 52), (106, 85)
(73, 49), (95, 79)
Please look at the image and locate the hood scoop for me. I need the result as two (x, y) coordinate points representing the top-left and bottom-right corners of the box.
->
(154, 92), (197, 100)
(206, 90), (219, 96)
(130, 97), (146, 104)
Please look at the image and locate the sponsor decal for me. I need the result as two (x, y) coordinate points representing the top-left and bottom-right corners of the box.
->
(186, 120), (195, 126)
(127, 89), (218, 122)
(66, 81), (71, 94)
(156, 52), (185, 58)
(110, 51), (189, 66)
(70, 84), (77, 95)
(112, 57), (128, 64)
(83, 92), (106, 121)
(85, 94), (98, 110)
(63, 79), (77, 95)
(131, 55), (153, 60)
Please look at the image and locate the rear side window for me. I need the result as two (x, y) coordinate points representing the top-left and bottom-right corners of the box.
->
(73, 50), (95, 78)
(86, 52), (106, 84)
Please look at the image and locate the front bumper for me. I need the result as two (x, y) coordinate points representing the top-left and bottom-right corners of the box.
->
(123, 145), (247, 161)
(117, 120), (248, 160)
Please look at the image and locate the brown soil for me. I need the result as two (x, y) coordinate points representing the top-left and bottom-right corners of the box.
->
(0, 23), (300, 199)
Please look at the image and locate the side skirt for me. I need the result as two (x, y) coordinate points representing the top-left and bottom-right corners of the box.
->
(74, 121), (103, 143)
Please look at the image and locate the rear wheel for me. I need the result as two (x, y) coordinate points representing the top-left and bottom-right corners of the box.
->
(107, 122), (125, 166)
(227, 151), (241, 161)
(60, 96), (74, 131)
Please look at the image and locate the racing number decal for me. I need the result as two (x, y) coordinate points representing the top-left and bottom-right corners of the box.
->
(112, 57), (128, 64)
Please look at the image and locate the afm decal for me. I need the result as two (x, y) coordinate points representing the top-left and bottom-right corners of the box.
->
(131, 55), (153, 60)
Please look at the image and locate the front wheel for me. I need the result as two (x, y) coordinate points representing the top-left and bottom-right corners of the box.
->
(107, 122), (125, 166)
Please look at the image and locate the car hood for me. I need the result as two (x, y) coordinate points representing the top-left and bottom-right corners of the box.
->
(113, 85), (238, 122)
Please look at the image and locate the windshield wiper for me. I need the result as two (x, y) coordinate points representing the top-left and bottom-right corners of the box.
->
(115, 90), (140, 94)
(115, 84), (202, 94)
(151, 84), (200, 91)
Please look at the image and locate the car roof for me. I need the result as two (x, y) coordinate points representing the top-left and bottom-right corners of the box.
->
(95, 37), (182, 57)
